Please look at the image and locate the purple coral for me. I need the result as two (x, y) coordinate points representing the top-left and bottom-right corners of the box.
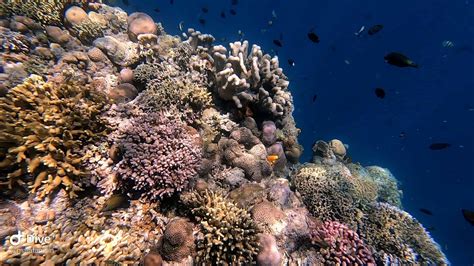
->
(116, 113), (202, 200)
(261, 120), (277, 146)
(309, 220), (375, 265)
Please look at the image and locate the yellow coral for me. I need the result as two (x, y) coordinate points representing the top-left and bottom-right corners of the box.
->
(0, 75), (109, 199)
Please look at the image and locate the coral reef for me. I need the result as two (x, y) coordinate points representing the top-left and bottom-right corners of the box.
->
(0, 75), (109, 199)
(158, 218), (195, 262)
(115, 112), (202, 200)
(308, 219), (375, 265)
(181, 190), (260, 265)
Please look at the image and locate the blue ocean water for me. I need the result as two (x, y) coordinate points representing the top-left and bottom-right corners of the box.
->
(117, 0), (474, 264)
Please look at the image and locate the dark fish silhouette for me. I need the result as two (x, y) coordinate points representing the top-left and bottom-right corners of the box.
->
(312, 94), (317, 102)
(308, 31), (320, 43)
(220, 11), (226, 18)
(426, 226), (436, 231)
(231, 0), (238, 5)
(429, 143), (451, 150)
(170, 0), (174, 4)
(199, 18), (206, 25)
(101, 194), (130, 212)
(384, 52), (418, 68)
(419, 208), (434, 216)
(375, 88), (386, 99)
(122, 0), (129, 6)
(230, 9), (237, 15)
(273, 39), (283, 47)
(288, 59), (295, 66)
(462, 209), (474, 226)
(202, 7), (209, 13)
(154, 8), (160, 13)
(368, 24), (383, 35)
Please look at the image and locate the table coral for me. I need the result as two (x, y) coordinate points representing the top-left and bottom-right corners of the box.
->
(0, 75), (109, 199)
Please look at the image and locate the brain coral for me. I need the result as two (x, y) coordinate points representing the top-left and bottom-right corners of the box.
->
(181, 190), (261, 265)
(308, 220), (375, 265)
(361, 203), (449, 265)
(292, 163), (357, 224)
(115, 112), (202, 200)
(0, 75), (109, 199)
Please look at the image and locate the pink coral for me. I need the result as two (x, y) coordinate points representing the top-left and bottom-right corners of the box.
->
(115, 113), (202, 200)
(309, 220), (375, 265)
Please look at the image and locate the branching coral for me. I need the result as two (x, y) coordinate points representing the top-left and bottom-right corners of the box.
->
(180, 190), (260, 265)
(292, 163), (357, 224)
(308, 220), (375, 265)
(361, 203), (448, 265)
(115, 112), (202, 200)
(0, 75), (109, 199)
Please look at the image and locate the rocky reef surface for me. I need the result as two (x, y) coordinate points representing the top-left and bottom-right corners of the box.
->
(0, 1), (448, 265)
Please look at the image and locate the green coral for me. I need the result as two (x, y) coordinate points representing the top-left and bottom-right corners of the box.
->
(292, 163), (358, 224)
(361, 203), (448, 265)
(181, 190), (260, 265)
(0, 75), (109, 199)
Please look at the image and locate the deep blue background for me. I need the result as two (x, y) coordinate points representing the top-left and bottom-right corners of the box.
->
(114, 0), (474, 264)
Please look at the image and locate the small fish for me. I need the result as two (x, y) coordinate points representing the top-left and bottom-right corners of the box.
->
(220, 11), (226, 18)
(202, 7), (209, 13)
(461, 209), (474, 226)
(419, 208), (434, 216)
(288, 59), (295, 66)
(442, 40), (454, 48)
(344, 59), (350, 65)
(399, 132), (406, 138)
(426, 226), (436, 232)
(199, 18), (206, 25)
(354, 25), (365, 36)
(101, 194), (130, 212)
(384, 52), (418, 68)
(153, 8), (160, 13)
(170, 0), (174, 4)
(273, 39), (283, 47)
(375, 88), (386, 99)
(268, 20), (273, 26)
(178, 21), (184, 31)
(429, 143), (451, 150)
(230, 9), (237, 15)
(231, 0), (238, 5)
(368, 24), (383, 35)
(267, 154), (279, 166)
(122, 0), (129, 5)
(312, 94), (317, 102)
(272, 10), (277, 18)
(308, 31), (320, 43)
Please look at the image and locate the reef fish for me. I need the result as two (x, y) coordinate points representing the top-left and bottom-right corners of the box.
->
(231, 0), (238, 5)
(199, 18), (206, 25)
(375, 88), (386, 99)
(220, 11), (226, 18)
(462, 209), (474, 226)
(368, 24), (384, 35)
(273, 39), (283, 47)
(202, 7), (209, 13)
(384, 52), (419, 68)
(419, 208), (434, 216)
(354, 25), (365, 37)
(101, 194), (130, 212)
(429, 143), (451, 150)
(230, 9), (237, 15)
(308, 31), (320, 43)
(288, 58), (295, 66)
(312, 94), (317, 102)
(267, 154), (279, 166)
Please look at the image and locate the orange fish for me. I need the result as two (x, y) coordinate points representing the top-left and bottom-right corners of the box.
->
(267, 154), (279, 166)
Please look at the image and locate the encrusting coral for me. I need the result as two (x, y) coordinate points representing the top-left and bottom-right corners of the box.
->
(0, 75), (109, 199)
(180, 190), (261, 265)
(115, 112), (202, 200)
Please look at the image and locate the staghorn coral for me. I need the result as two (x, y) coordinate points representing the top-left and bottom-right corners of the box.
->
(308, 219), (375, 265)
(0, 75), (109, 199)
(115, 112), (202, 200)
(361, 203), (448, 265)
(181, 190), (260, 265)
(158, 218), (195, 262)
(292, 163), (358, 224)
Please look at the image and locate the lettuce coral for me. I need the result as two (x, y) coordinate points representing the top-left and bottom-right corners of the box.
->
(0, 75), (109, 199)
(115, 112), (202, 200)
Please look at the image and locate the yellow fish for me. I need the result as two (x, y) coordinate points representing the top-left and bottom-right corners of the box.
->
(267, 154), (279, 166)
